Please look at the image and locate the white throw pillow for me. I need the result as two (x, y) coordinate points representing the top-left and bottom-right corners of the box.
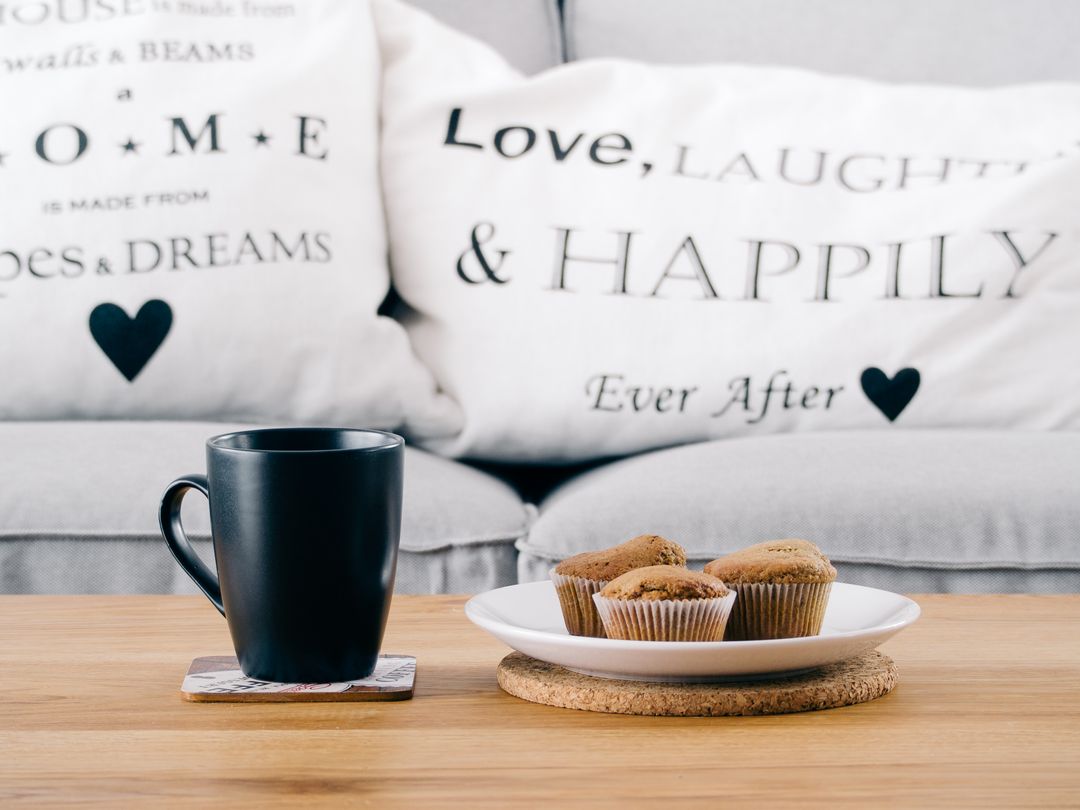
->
(0, 0), (459, 437)
(375, 0), (1080, 461)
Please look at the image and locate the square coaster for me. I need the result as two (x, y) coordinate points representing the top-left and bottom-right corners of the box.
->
(181, 654), (416, 702)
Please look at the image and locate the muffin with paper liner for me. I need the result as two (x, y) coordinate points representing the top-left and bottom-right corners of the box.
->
(704, 539), (836, 641)
(551, 534), (686, 638)
(591, 566), (736, 642)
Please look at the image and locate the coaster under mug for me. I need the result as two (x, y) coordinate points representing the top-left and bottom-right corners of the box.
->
(181, 654), (416, 702)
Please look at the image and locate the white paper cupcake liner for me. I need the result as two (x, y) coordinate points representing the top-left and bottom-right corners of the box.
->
(550, 569), (609, 638)
(724, 581), (832, 641)
(591, 591), (737, 642)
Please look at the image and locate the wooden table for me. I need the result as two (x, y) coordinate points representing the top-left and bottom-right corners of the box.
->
(2, 595), (1078, 807)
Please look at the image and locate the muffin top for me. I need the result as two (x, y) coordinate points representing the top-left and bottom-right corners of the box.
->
(704, 539), (836, 585)
(599, 566), (730, 601)
(555, 534), (686, 581)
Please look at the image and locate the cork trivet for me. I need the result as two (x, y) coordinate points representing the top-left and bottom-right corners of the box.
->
(497, 651), (898, 716)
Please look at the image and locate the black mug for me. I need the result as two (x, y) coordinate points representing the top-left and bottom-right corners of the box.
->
(159, 427), (403, 682)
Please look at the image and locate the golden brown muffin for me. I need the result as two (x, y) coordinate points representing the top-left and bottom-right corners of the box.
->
(599, 566), (729, 601)
(704, 539), (836, 585)
(555, 534), (687, 581)
(551, 535), (687, 638)
(704, 539), (835, 641)
(592, 566), (735, 642)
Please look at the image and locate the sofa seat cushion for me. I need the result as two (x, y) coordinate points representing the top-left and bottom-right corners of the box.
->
(517, 431), (1080, 593)
(0, 422), (530, 594)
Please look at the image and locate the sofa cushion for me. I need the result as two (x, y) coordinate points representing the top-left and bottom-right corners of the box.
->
(407, 0), (562, 73)
(564, 0), (1080, 85)
(517, 431), (1080, 593)
(376, 0), (1080, 464)
(0, 1), (458, 441)
(0, 422), (530, 594)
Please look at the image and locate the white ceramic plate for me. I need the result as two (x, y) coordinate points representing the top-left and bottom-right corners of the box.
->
(466, 580), (919, 682)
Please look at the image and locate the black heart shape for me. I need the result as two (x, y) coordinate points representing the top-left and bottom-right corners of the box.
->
(89, 299), (173, 382)
(860, 367), (920, 422)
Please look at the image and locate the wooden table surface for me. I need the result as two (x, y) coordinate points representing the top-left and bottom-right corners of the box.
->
(2, 594), (1078, 808)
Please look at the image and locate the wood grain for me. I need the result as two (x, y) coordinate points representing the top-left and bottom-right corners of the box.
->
(1, 594), (1078, 807)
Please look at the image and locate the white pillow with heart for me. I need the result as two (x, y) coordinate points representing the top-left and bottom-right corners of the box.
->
(0, 0), (459, 437)
(375, 0), (1080, 462)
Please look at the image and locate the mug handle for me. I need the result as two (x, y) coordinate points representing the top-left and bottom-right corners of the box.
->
(159, 474), (224, 616)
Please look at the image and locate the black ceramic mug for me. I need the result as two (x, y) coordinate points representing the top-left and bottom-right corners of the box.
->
(159, 428), (403, 682)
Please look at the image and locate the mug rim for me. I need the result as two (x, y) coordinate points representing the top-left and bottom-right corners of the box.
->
(207, 427), (404, 455)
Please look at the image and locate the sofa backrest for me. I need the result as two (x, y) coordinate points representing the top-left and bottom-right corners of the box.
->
(566, 0), (1080, 84)
(405, 0), (563, 73)
(427, 0), (1080, 85)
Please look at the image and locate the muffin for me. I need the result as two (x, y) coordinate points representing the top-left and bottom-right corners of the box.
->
(704, 539), (836, 641)
(591, 566), (735, 642)
(551, 534), (686, 637)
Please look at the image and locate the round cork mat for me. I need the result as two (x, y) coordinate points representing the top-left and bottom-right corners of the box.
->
(497, 651), (898, 716)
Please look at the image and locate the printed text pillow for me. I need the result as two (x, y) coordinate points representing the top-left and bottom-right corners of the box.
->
(376, 0), (1080, 461)
(0, 0), (458, 437)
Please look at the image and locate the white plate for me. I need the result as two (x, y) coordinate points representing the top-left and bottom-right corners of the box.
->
(466, 580), (920, 682)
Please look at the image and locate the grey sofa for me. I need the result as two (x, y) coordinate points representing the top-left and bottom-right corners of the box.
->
(3, 0), (1078, 595)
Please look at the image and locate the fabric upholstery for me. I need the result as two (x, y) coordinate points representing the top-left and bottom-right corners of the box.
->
(406, 0), (562, 73)
(0, 422), (530, 594)
(518, 431), (1080, 593)
(565, 0), (1080, 85)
